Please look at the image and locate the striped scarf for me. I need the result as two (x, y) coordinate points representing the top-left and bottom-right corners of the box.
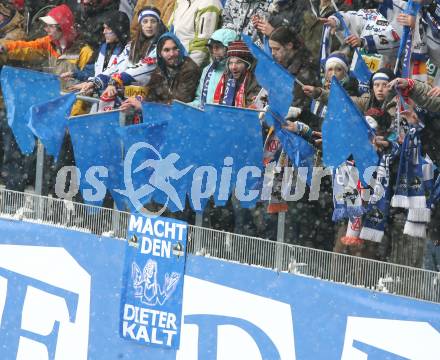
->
(214, 72), (249, 108)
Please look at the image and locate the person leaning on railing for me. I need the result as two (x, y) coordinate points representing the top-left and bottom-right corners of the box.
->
(0, 4), (94, 115)
(77, 6), (167, 110)
(120, 32), (200, 110)
(0, 4), (94, 196)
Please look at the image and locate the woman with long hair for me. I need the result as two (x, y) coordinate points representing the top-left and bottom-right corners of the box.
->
(66, 11), (130, 88)
(79, 6), (167, 98)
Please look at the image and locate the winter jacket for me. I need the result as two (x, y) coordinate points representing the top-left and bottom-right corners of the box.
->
(404, 81), (440, 169)
(93, 42), (159, 90)
(283, 47), (321, 128)
(4, 37), (93, 83)
(409, 80), (440, 113)
(213, 71), (261, 107)
(93, 15), (167, 91)
(300, 1), (351, 65)
(0, 9), (25, 42)
(330, 8), (401, 68)
(222, 0), (271, 47)
(89, 43), (124, 79)
(425, 2), (440, 70)
(317, 87), (397, 118)
(130, 0), (175, 39)
(3, 5), (94, 91)
(310, 76), (360, 120)
(145, 33), (201, 103)
(169, 0), (222, 67)
(380, 0), (436, 80)
(267, 0), (308, 33)
(189, 28), (238, 108)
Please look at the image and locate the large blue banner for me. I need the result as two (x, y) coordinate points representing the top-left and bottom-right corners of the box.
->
(120, 215), (187, 349)
(0, 218), (439, 359)
(1, 66), (61, 154)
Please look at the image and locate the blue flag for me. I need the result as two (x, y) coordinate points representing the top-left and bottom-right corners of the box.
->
(242, 34), (294, 118)
(322, 77), (378, 184)
(153, 102), (203, 212)
(203, 103), (263, 208)
(116, 120), (169, 213)
(351, 50), (373, 87)
(68, 111), (125, 209)
(272, 116), (315, 185)
(395, 0), (421, 77)
(28, 93), (77, 160)
(1, 66), (61, 154)
(128, 101), (264, 212)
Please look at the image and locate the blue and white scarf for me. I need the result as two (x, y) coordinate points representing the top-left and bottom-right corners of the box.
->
(200, 63), (216, 107)
(332, 160), (363, 222)
(404, 155), (435, 238)
(360, 142), (400, 243)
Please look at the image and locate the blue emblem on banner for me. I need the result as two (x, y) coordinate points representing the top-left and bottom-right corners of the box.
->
(120, 214), (187, 349)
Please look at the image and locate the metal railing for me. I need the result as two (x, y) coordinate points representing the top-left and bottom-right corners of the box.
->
(0, 188), (439, 303)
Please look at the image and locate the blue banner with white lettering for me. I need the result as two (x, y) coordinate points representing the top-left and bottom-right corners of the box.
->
(120, 214), (187, 349)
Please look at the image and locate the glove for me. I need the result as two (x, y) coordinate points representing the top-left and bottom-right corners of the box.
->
(285, 106), (302, 120)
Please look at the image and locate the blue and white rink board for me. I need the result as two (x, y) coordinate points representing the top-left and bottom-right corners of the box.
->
(0, 218), (439, 359)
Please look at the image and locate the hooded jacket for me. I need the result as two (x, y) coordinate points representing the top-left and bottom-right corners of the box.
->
(3, 5), (93, 91)
(145, 32), (201, 103)
(189, 28), (238, 108)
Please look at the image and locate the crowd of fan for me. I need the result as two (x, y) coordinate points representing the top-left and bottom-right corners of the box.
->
(0, 0), (439, 271)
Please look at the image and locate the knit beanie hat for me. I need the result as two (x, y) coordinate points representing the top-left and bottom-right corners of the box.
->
(227, 40), (254, 66)
(325, 52), (349, 73)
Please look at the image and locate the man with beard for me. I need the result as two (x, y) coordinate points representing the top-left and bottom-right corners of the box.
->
(121, 32), (200, 106)
(213, 39), (261, 107)
(190, 28), (238, 108)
